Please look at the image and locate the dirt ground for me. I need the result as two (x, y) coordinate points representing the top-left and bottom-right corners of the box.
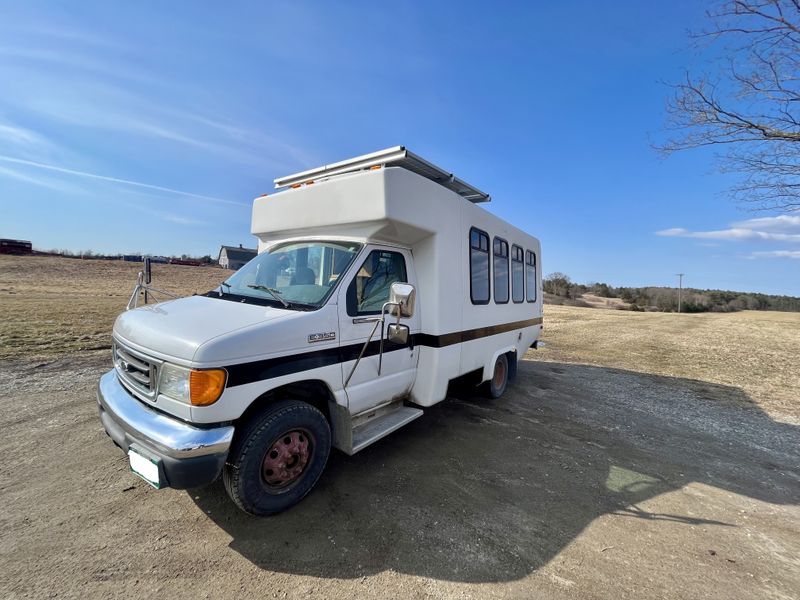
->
(1, 255), (799, 599)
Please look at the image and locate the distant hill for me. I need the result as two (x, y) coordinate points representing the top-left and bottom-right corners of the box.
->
(543, 273), (800, 313)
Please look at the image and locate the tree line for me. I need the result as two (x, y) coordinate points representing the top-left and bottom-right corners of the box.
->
(40, 248), (215, 264)
(543, 272), (800, 313)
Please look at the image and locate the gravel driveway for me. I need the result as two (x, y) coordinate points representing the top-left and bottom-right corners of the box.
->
(1, 353), (798, 599)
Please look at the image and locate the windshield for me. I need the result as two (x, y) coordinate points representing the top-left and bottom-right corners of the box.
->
(220, 240), (362, 308)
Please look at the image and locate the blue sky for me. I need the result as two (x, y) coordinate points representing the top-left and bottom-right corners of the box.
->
(1, 1), (798, 295)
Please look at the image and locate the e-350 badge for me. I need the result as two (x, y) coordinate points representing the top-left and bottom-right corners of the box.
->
(308, 331), (336, 343)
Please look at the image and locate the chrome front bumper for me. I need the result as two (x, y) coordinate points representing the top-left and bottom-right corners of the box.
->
(97, 370), (234, 488)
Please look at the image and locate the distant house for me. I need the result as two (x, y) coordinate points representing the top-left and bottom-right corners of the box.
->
(0, 239), (33, 255)
(218, 244), (257, 270)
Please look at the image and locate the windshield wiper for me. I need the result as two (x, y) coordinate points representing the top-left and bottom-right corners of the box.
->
(218, 281), (231, 297)
(246, 284), (291, 308)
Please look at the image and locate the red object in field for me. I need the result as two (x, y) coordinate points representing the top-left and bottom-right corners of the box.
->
(169, 258), (202, 266)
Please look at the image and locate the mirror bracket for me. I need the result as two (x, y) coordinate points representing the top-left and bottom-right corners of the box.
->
(344, 283), (417, 387)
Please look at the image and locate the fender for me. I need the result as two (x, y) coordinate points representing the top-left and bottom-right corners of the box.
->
(482, 345), (518, 382)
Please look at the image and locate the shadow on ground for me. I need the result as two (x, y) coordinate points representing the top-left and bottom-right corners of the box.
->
(190, 360), (799, 583)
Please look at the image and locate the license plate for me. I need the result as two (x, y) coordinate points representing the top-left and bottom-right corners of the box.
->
(128, 446), (163, 489)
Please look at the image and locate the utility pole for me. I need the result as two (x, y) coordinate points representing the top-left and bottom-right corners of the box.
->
(676, 273), (684, 313)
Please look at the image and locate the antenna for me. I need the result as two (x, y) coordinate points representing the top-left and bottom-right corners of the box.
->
(676, 273), (685, 313)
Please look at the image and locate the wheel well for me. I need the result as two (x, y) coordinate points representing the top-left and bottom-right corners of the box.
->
(237, 379), (335, 426)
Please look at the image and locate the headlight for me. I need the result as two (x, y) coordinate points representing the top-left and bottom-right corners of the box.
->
(158, 363), (226, 406)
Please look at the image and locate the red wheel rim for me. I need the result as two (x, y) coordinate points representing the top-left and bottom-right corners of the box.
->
(492, 359), (506, 389)
(261, 429), (314, 490)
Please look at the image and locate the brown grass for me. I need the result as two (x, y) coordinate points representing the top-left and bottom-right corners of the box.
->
(579, 293), (630, 309)
(0, 255), (226, 359)
(536, 305), (800, 419)
(2, 255), (797, 418)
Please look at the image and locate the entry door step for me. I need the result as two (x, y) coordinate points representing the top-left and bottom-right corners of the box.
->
(351, 406), (423, 454)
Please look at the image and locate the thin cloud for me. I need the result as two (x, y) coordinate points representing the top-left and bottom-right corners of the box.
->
(0, 155), (246, 206)
(731, 215), (800, 233)
(0, 164), (79, 194)
(0, 46), (158, 86)
(0, 120), (65, 162)
(656, 225), (800, 243)
(0, 57), (310, 170)
(161, 213), (208, 226)
(0, 122), (49, 147)
(749, 250), (800, 260)
(114, 199), (210, 227)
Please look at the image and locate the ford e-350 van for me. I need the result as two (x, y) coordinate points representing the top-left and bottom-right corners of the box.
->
(97, 147), (542, 515)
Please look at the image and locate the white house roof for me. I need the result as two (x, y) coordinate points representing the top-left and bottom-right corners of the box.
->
(273, 146), (491, 203)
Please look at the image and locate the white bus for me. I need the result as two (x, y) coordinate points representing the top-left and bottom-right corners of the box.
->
(98, 147), (543, 515)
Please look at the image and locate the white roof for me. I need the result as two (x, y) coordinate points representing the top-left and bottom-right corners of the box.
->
(273, 146), (491, 203)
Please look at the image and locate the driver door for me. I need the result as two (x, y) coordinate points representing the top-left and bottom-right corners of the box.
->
(337, 246), (419, 415)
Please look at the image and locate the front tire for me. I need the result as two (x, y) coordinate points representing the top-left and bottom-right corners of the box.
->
(483, 353), (509, 399)
(223, 400), (331, 515)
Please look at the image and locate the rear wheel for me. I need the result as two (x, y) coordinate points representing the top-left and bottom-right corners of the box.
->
(223, 400), (331, 515)
(483, 353), (509, 399)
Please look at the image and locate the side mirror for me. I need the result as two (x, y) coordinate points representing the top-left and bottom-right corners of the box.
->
(389, 282), (416, 317)
(387, 323), (409, 345)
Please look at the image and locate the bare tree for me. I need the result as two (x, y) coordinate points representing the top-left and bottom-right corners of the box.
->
(659, 1), (800, 212)
(544, 272), (572, 297)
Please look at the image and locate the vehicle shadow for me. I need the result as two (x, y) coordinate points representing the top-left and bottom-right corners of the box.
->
(189, 360), (799, 583)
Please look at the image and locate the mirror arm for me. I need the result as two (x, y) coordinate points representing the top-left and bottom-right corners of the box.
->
(126, 270), (178, 310)
(344, 295), (407, 387)
(377, 300), (402, 376)
(344, 318), (382, 388)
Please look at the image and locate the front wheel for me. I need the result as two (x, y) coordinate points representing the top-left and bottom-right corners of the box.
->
(223, 400), (331, 515)
(483, 353), (509, 399)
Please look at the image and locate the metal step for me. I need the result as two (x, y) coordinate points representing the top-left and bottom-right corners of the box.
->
(350, 406), (423, 454)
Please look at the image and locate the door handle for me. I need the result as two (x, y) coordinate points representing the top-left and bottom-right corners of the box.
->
(352, 317), (382, 324)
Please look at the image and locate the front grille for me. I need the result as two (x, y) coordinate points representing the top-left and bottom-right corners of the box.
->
(113, 341), (159, 399)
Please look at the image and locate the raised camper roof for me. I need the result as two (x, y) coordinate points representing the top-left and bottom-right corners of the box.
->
(273, 146), (491, 203)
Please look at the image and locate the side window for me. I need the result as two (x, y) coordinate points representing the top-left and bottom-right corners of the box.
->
(493, 237), (509, 304)
(469, 227), (490, 304)
(511, 245), (524, 303)
(346, 249), (407, 316)
(526, 250), (537, 302)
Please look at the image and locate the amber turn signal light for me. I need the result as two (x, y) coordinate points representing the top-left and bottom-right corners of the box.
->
(189, 369), (227, 406)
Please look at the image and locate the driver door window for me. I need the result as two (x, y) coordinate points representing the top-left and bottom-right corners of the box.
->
(346, 250), (408, 316)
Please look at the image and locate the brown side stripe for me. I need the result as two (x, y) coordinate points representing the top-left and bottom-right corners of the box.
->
(414, 317), (543, 348)
(225, 317), (543, 387)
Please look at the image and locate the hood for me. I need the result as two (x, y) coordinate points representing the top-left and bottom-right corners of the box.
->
(113, 294), (291, 362)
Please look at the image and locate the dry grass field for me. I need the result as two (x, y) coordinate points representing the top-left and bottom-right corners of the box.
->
(0, 255), (226, 359)
(538, 305), (800, 420)
(2, 254), (797, 419)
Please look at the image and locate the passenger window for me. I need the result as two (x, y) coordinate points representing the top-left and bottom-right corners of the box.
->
(511, 245), (524, 303)
(469, 227), (490, 304)
(346, 249), (408, 316)
(493, 237), (509, 304)
(526, 250), (537, 302)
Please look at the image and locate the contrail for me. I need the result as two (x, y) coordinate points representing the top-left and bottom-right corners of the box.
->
(0, 154), (248, 206)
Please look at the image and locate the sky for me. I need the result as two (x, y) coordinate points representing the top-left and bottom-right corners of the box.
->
(1, 1), (798, 296)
